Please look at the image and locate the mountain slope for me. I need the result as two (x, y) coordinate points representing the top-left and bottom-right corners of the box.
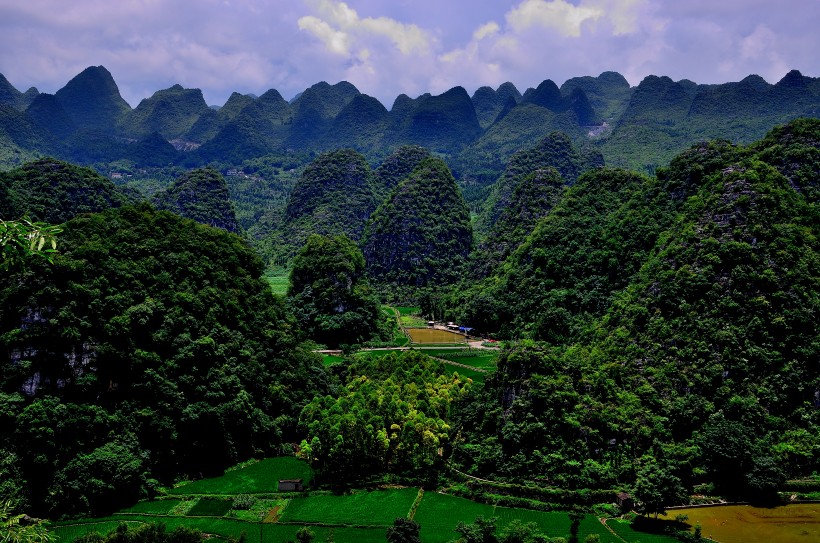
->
(275, 149), (378, 258)
(54, 66), (131, 132)
(152, 167), (240, 232)
(362, 157), (472, 287)
(122, 84), (210, 139)
(0, 157), (132, 223)
(477, 131), (604, 237)
(451, 119), (820, 497)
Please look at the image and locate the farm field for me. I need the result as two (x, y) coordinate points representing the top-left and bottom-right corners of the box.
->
(661, 503), (820, 543)
(407, 328), (467, 344)
(169, 457), (312, 495)
(415, 492), (623, 543)
(280, 488), (419, 526)
(394, 306), (428, 327)
(440, 364), (486, 383)
(422, 348), (498, 370)
(49, 459), (691, 543)
(322, 354), (344, 366)
(263, 268), (290, 297)
(119, 499), (182, 515)
(606, 518), (682, 543)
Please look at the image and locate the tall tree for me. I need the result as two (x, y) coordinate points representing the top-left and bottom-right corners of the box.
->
(287, 234), (383, 347)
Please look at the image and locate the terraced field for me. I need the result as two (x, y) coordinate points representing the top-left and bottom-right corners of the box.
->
(49, 457), (680, 543)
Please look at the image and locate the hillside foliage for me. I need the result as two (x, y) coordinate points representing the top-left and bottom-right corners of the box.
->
(0, 205), (330, 517)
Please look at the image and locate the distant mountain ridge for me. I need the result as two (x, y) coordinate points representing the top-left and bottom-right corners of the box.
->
(1, 65), (819, 187)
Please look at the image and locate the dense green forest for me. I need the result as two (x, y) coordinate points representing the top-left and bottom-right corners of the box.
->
(0, 205), (331, 517)
(1, 64), (820, 543)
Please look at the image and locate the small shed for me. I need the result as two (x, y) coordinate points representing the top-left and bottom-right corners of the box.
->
(616, 491), (633, 511)
(278, 478), (304, 492)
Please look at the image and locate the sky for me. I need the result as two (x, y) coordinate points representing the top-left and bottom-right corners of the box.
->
(0, 0), (818, 108)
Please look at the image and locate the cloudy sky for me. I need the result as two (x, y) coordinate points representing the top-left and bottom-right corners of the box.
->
(0, 0), (817, 108)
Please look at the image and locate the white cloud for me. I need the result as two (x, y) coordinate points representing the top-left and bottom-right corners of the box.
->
(298, 15), (351, 55)
(506, 0), (603, 37)
(741, 24), (776, 61)
(473, 22), (500, 41)
(299, 0), (431, 56)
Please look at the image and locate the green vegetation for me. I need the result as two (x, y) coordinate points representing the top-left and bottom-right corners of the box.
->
(424, 350), (498, 371)
(0, 217), (60, 271)
(287, 234), (386, 348)
(273, 149), (379, 260)
(119, 501), (181, 515)
(120, 85), (210, 140)
(395, 306), (427, 328)
(53, 66), (131, 133)
(449, 119), (820, 505)
(185, 499), (232, 517)
(169, 458), (312, 495)
(263, 268), (291, 296)
(4, 64), (820, 535)
(281, 488), (418, 526)
(474, 130), (603, 239)
(299, 351), (472, 484)
(152, 167), (240, 233)
(362, 157), (472, 289)
(0, 157), (132, 224)
(0, 205), (330, 518)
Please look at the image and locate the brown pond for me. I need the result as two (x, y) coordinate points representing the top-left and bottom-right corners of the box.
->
(406, 328), (467, 344)
(663, 504), (820, 543)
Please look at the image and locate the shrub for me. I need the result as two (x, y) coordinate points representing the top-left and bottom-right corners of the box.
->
(232, 494), (256, 510)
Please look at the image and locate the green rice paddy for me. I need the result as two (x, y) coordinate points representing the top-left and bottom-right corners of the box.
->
(187, 498), (233, 517)
(169, 457), (312, 495)
(281, 488), (419, 526)
(119, 500), (181, 515)
(50, 459), (702, 543)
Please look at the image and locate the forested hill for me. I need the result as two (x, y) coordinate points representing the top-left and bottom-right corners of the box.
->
(0, 204), (330, 517)
(0, 157), (132, 223)
(152, 167), (240, 233)
(272, 148), (379, 259)
(361, 157), (473, 289)
(454, 119), (820, 342)
(449, 118), (820, 501)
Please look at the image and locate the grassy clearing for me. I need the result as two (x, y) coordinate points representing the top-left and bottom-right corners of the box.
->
(280, 488), (419, 527)
(263, 268), (290, 297)
(442, 364), (486, 384)
(169, 457), (312, 495)
(422, 349), (498, 370)
(322, 354), (345, 366)
(52, 521), (144, 543)
(118, 500), (181, 515)
(414, 493), (624, 543)
(187, 498), (233, 517)
(230, 497), (288, 523)
(395, 306), (428, 327)
(414, 493), (495, 542)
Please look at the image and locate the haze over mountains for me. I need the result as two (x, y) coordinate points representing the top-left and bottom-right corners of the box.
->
(2, 65), (820, 179)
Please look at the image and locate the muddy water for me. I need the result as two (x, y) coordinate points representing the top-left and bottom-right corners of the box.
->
(664, 503), (820, 543)
(406, 328), (467, 344)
